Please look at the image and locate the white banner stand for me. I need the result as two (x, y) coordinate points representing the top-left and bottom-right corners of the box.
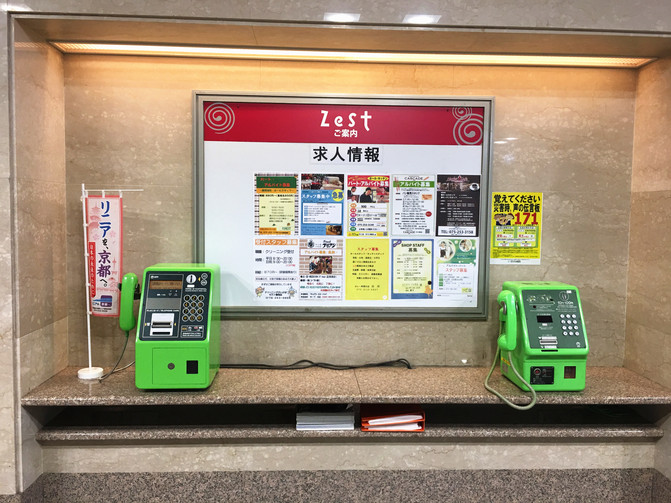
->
(78, 184), (141, 380)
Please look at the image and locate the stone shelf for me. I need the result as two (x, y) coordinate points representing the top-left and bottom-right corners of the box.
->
(22, 366), (671, 407)
(22, 366), (671, 445)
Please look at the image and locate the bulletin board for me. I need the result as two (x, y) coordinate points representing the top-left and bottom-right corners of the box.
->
(193, 93), (493, 319)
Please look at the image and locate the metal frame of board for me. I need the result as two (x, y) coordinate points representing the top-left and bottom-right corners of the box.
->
(194, 92), (493, 319)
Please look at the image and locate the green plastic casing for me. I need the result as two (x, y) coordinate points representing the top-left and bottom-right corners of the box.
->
(135, 264), (220, 389)
(497, 281), (589, 392)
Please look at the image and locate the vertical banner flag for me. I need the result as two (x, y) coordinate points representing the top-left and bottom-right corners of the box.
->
(85, 195), (123, 316)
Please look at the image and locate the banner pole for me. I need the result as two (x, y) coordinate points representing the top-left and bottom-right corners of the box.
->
(78, 183), (103, 379)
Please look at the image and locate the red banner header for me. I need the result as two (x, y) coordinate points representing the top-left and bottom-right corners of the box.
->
(203, 102), (484, 146)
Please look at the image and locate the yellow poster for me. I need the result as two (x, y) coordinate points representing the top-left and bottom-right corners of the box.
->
(391, 240), (433, 299)
(490, 192), (543, 265)
(345, 239), (389, 300)
(256, 175), (297, 235)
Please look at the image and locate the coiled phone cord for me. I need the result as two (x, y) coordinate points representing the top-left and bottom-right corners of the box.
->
(484, 346), (537, 411)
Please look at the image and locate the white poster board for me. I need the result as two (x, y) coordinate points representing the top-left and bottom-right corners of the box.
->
(194, 94), (493, 318)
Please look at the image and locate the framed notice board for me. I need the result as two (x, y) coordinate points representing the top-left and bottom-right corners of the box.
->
(194, 93), (493, 319)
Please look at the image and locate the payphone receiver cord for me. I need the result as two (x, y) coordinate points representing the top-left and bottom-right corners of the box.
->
(98, 330), (135, 382)
(484, 347), (537, 411)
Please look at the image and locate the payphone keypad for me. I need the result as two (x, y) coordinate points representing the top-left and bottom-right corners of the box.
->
(522, 289), (587, 350)
(139, 271), (210, 341)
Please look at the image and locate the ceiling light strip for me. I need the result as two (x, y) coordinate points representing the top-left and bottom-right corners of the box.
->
(50, 42), (654, 68)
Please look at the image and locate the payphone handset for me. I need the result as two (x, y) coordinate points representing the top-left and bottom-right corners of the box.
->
(486, 281), (589, 410)
(119, 272), (139, 333)
(119, 263), (220, 390)
(496, 289), (517, 352)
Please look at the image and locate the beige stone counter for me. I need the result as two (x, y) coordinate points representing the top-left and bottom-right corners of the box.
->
(22, 366), (671, 407)
(21, 366), (671, 445)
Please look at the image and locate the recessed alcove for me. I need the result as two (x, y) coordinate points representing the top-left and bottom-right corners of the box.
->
(10, 11), (671, 500)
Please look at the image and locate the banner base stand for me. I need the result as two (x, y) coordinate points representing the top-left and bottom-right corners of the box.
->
(77, 366), (104, 380)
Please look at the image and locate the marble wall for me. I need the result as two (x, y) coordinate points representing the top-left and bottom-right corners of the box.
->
(62, 55), (636, 369)
(0, 6), (14, 496)
(11, 21), (69, 493)
(2, 0), (671, 497)
(13, 27), (68, 394)
(626, 57), (671, 480)
(626, 58), (671, 385)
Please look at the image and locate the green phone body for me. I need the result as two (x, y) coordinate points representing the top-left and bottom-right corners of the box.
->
(134, 263), (220, 389)
(497, 281), (588, 392)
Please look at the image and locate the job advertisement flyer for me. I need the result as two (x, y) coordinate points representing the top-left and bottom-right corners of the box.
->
(300, 174), (345, 236)
(346, 175), (390, 237)
(436, 175), (481, 237)
(299, 238), (343, 300)
(391, 175), (435, 236)
(345, 238), (389, 300)
(490, 192), (543, 265)
(391, 240), (434, 299)
(253, 238), (299, 301)
(435, 238), (477, 305)
(255, 174), (299, 235)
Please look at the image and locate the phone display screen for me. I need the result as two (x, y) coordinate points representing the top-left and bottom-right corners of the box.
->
(149, 279), (183, 290)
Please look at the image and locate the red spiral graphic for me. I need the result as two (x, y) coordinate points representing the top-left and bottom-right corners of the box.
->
(204, 103), (235, 134)
(452, 107), (472, 120)
(452, 109), (483, 145)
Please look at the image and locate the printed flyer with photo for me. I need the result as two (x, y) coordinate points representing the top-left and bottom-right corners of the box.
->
(490, 192), (543, 265)
(300, 174), (345, 236)
(255, 174), (299, 235)
(299, 238), (343, 300)
(391, 240), (434, 299)
(435, 237), (477, 306)
(436, 174), (481, 237)
(253, 238), (299, 301)
(346, 175), (390, 237)
(391, 175), (435, 236)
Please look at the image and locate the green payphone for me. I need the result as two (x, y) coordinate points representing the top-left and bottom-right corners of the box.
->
(120, 263), (220, 389)
(496, 281), (589, 392)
